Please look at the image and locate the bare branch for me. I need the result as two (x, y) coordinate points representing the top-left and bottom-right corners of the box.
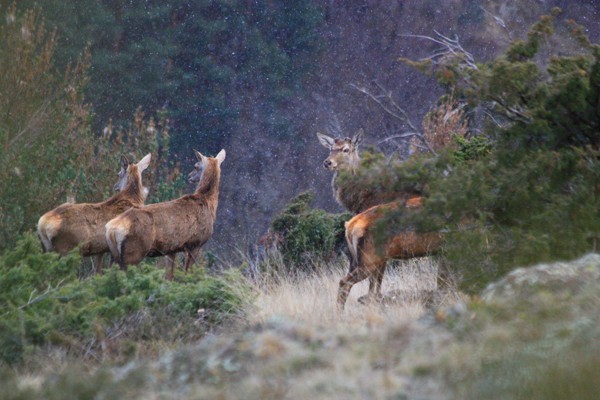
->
(480, 6), (513, 40)
(401, 31), (478, 71)
(349, 82), (418, 131)
(18, 279), (66, 310)
(327, 114), (344, 137)
(490, 97), (533, 123)
(376, 132), (419, 144)
(350, 82), (438, 155)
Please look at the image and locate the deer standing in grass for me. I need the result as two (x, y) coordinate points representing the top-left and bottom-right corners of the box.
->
(338, 197), (450, 309)
(105, 149), (225, 280)
(37, 154), (151, 273)
(317, 129), (401, 214)
(317, 129), (444, 308)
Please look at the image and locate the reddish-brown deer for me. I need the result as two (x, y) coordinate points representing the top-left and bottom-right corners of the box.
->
(37, 154), (151, 273)
(337, 197), (449, 310)
(317, 129), (400, 214)
(105, 149), (225, 280)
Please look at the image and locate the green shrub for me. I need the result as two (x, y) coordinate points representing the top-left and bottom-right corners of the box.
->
(268, 191), (351, 271)
(0, 233), (249, 366)
(363, 11), (600, 294)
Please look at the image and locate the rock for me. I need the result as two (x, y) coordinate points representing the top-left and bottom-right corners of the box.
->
(481, 253), (600, 303)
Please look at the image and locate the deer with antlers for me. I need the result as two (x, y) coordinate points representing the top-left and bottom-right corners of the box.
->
(37, 154), (151, 273)
(105, 149), (225, 280)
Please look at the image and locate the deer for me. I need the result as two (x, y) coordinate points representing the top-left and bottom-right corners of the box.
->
(105, 149), (225, 280)
(37, 153), (152, 273)
(337, 197), (451, 310)
(317, 129), (403, 214)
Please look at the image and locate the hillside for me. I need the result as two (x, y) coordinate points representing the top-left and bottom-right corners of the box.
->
(2, 255), (598, 399)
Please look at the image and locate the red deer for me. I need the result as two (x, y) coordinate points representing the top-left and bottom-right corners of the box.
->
(317, 129), (401, 214)
(337, 197), (449, 310)
(37, 154), (151, 273)
(105, 149), (225, 280)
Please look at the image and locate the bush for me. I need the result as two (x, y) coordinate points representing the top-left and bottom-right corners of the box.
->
(267, 191), (351, 271)
(363, 11), (600, 294)
(0, 233), (249, 367)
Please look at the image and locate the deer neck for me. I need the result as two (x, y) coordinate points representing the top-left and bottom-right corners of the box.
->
(112, 169), (144, 206)
(332, 160), (358, 191)
(194, 160), (221, 199)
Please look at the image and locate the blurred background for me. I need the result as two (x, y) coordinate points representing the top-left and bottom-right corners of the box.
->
(1, 0), (598, 256)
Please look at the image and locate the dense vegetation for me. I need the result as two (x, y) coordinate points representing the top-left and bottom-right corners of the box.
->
(0, 234), (248, 366)
(339, 10), (600, 293)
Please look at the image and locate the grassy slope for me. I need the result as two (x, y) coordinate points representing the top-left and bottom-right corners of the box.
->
(2, 255), (599, 399)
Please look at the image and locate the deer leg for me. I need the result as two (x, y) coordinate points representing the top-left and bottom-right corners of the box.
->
(92, 254), (104, 275)
(360, 263), (387, 305)
(165, 254), (176, 281)
(184, 248), (201, 273)
(337, 266), (370, 311)
(370, 263), (387, 301)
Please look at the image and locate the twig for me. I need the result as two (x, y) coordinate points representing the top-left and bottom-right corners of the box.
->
(377, 132), (420, 144)
(350, 82), (438, 155)
(401, 31), (478, 71)
(480, 6), (513, 40)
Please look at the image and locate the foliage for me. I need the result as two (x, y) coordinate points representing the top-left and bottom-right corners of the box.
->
(368, 11), (600, 293)
(9, 1), (325, 155)
(0, 233), (249, 367)
(267, 191), (350, 270)
(0, 5), (91, 250)
(0, 4), (184, 250)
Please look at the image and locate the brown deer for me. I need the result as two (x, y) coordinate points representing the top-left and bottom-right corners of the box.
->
(105, 149), (225, 280)
(317, 129), (400, 214)
(37, 153), (151, 273)
(337, 197), (449, 310)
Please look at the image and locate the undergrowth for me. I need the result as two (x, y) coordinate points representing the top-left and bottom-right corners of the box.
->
(0, 233), (250, 367)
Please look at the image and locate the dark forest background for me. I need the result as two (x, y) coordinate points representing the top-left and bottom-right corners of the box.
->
(1, 0), (599, 256)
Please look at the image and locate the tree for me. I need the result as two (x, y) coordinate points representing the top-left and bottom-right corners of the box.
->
(0, 5), (91, 249)
(353, 10), (600, 293)
(0, 4), (182, 251)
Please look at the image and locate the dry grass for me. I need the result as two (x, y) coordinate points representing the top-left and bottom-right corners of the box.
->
(248, 257), (444, 333)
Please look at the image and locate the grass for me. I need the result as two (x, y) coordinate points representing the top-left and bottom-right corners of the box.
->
(3, 252), (598, 399)
(248, 256), (454, 333)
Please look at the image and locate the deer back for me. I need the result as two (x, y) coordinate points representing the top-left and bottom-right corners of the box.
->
(37, 153), (151, 256)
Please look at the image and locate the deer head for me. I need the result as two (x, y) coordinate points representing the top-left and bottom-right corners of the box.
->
(188, 149), (226, 184)
(317, 128), (364, 172)
(113, 153), (151, 192)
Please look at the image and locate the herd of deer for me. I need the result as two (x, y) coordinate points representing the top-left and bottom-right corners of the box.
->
(37, 130), (448, 310)
(38, 149), (225, 281)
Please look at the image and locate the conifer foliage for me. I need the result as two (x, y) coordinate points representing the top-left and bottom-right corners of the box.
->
(359, 10), (600, 292)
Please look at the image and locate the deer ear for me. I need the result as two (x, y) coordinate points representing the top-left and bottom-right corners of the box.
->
(352, 128), (364, 146)
(136, 153), (152, 173)
(216, 149), (226, 165)
(317, 132), (335, 149)
(194, 149), (205, 162)
(120, 155), (130, 169)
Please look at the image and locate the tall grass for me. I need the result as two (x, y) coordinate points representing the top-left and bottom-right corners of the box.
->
(246, 256), (448, 333)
